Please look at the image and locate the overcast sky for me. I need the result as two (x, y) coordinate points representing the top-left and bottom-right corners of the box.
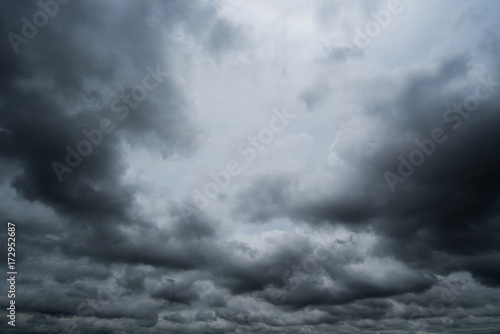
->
(1, 0), (500, 333)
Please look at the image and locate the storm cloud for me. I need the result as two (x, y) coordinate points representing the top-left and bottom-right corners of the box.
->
(1, 0), (500, 333)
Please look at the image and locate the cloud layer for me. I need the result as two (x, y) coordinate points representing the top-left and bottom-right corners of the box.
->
(1, 0), (500, 333)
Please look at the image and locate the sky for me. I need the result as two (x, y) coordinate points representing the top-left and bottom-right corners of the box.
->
(1, 0), (500, 333)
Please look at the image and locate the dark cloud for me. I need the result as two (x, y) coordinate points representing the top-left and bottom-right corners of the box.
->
(233, 45), (500, 287)
(299, 79), (331, 111)
(164, 312), (189, 323)
(1, 0), (500, 333)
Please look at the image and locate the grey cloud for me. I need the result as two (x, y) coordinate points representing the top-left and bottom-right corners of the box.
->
(2, 1), (500, 333)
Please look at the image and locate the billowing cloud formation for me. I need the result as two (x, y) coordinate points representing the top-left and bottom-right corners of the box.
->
(1, 0), (500, 333)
